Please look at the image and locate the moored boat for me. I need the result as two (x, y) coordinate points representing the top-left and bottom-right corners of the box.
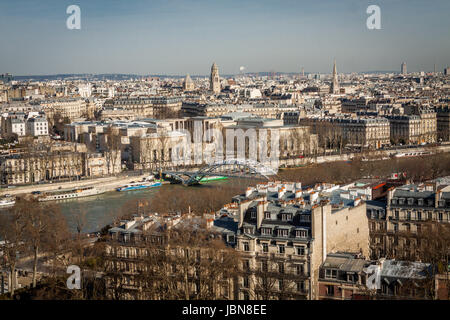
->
(38, 186), (105, 202)
(116, 181), (162, 192)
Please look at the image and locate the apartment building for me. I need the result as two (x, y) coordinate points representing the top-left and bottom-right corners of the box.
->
(317, 253), (434, 300)
(104, 214), (237, 300)
(368, 184), (450, 260)
(39, 98), (88, 121)
(436, 106), (450, 142)
(222, 181), (369, 300)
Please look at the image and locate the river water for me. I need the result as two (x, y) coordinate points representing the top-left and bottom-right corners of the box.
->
(57, 180), (234, 233)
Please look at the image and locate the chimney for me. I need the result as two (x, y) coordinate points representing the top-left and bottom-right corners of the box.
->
(257, 201), (265, 229)
(245, 187), (254, 197)
(310, 191), (319, 204)
(435, 190), (441, 208)
(386, 187), (395, 209)
(295, 189), (302, 199)
(278, 187), (286, 199)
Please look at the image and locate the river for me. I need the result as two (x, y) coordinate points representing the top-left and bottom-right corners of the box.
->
(56, 179), (242, 233)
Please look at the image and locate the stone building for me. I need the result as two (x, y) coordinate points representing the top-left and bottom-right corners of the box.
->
(223, 181), (369, 300)
(39, 98), (88, 122)
(104, 214), (237, 300)
(302, 116), (390, 149)
(183, 74), (195, 91)
(210, 62), (221, 94)
(436, 106), (450, 142)
(0, 143), (121, 185)
(317, 253), (434, 300)
(368, 183), (450, 260)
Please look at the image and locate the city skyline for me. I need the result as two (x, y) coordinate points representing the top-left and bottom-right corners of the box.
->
(1, 0), (450, 75)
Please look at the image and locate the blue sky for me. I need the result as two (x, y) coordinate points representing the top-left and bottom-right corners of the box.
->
(0, 0), (449, 75)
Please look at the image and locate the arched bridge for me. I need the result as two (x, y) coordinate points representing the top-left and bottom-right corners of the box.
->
(162, 159), (278, 186)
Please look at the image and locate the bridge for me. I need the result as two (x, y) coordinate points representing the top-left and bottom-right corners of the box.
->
(161, 159), (278, 186)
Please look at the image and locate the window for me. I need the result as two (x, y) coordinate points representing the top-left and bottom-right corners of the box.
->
(262, 243), (269, 253)
(325, 269), (337, 279)
(296, 230), (307, 238)
(296, 246), (305, 256)
(261, 261), (268, 272)
(438, 212), (443, 221)
(261, 227), (272, 236)
(296, 264), (304, 275)
(393, 223), (398, 232)
(281, 214), (291, 221)
(417, 212), (422, 221)
(243, 260), (250, 270)
(279, 280), (284, 291)
(278, 229), (289, 237)
(243, 277), (249, 288)
(417, 224), (422, 234)
(394, 211), (399, 220)
(265, 212), (271, 219)
(407, 212), (411, 221)
(243, 242), (249, 252)
(243, 291), (250, 300)
(297, 281), (305, 292)
(278, 245), (285, 254)
(326, 285), (335, 296)
(251, 211), (257, 219)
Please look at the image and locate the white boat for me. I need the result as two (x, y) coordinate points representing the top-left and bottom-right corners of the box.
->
(0, 198), (15, 207)
(38, 186), (105, 202)
(116, 181), (162, 192)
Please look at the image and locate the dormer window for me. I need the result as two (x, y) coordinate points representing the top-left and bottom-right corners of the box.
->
(265, 212), (271, 219)
(300, 215), (310, 222)
(399, 198), (405, 205)
(296, 230), (308, 238)
(391, 198), (397, 205)
(261, 227), (272, 236)
(250, 211), (257, 219)
(418, 199), (424, 206)
(325, 269), (337, 279)
(278, 229), (289, 237)
(281, 213), (291, 221)
(244, 227), (254, 234)
(408, 198), (414, 205)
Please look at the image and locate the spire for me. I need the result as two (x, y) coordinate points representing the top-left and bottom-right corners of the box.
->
(330, 59), (339, 94)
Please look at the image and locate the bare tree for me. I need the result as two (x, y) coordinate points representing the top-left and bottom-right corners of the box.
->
(0, 198), (28, 297)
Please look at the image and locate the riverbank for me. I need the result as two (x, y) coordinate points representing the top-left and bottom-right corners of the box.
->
(0, 174), (149, 197)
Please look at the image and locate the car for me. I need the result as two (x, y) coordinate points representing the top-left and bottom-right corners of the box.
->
(31, 191), (41, 195)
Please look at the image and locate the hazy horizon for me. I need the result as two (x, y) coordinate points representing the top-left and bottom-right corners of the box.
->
(1, 0), (449, 75)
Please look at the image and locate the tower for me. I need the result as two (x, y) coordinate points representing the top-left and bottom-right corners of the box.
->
(210, 62), (221, 94)
(183, 74), (194, 91)
(330, 60), (339, 94)
(401, 62), (407, 75)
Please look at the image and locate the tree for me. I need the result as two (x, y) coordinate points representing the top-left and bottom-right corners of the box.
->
(0, 198), (28, 297)
(104, 126), (122, 175)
